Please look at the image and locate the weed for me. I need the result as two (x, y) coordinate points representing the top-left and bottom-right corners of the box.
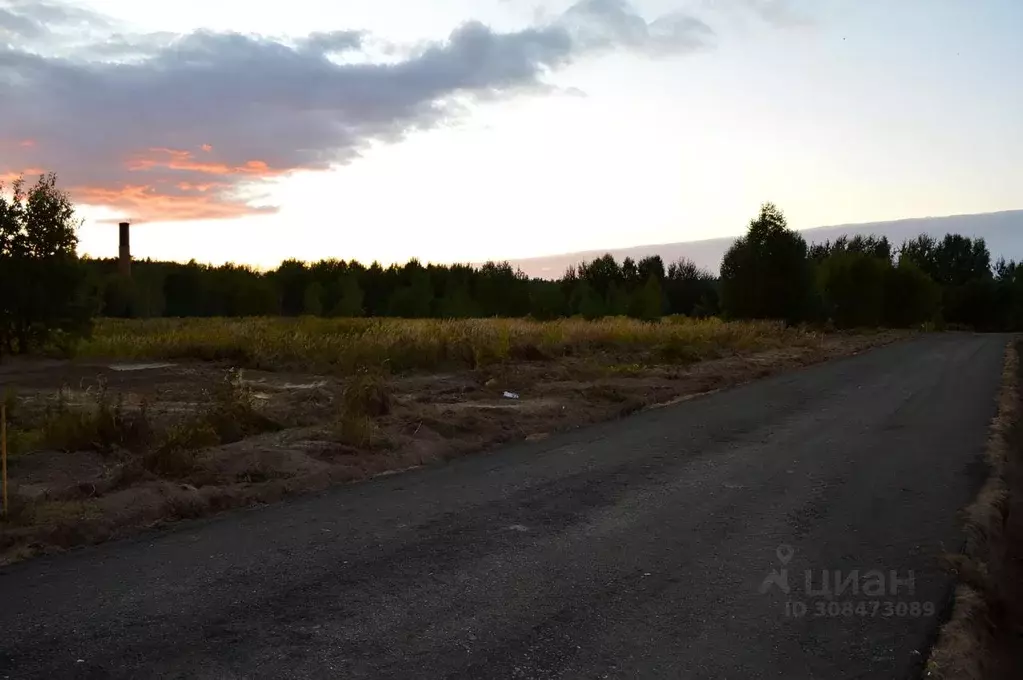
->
(36, 381), (153, 454)
(334, 371), (391, 448)
(145, 422), (218, 478)
(141, 369), (280, 477)
(202, 368), (278, 444)
(76, 316), (823, 375)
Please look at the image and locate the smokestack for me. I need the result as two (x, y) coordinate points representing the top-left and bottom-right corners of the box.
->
(118, 221), (131, 277)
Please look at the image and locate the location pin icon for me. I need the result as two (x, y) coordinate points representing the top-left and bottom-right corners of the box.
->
(777, 545), (794, 565)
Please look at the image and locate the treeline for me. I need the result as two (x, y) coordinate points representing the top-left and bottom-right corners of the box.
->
(720, 203), (1023, 331)
(85, 203), (1023, 331)
(87, 254), (719, 321)
(7, 172), (1023, 364)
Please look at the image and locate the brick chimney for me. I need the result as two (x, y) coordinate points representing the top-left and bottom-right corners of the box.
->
(118, 222), (131, 277)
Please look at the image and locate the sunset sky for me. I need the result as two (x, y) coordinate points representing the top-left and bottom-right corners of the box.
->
(1, 0), (1020, 268)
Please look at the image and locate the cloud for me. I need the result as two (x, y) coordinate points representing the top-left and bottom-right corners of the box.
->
(0, 0), (111, 47)
(561, 0), (714, 54)
(0, 0), (714, 223)
(728, 0), (813, 27)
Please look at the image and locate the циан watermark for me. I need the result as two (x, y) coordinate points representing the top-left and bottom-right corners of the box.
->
(759, 545), (936, 619)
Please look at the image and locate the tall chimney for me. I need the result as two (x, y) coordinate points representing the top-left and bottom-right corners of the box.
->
(118, 221), (131, 277)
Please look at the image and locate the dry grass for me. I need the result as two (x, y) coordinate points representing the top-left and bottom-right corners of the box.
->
(0, 317), (903, 565)
(77, 316), (837, 374)
(925, 341), (1019, 679)
(334, 370), (392, 448)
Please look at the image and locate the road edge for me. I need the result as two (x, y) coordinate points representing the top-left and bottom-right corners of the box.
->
(924, 337), (1018, 679)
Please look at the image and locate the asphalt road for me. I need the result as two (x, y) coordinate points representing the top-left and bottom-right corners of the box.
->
(0, 333), (1007, 680)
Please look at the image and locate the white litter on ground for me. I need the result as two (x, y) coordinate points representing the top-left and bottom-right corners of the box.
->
(107, 362), (175, 372)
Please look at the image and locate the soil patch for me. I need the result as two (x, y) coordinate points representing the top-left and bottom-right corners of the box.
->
(0, 331), (903, 565)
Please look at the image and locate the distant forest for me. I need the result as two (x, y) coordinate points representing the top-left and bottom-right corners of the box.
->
(87, 202), (1023, 331)
(5, 173), (1022, 337)
(9, 175), (1021, 362)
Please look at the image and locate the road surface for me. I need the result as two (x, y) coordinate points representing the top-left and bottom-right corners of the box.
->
(0, 333), (1007, 679)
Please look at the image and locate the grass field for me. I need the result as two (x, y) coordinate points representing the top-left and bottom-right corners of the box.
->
(0, 316), (903, 565)
(78, 316), (832, 373)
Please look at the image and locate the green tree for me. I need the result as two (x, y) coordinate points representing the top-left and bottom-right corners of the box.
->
(665, 257), (717, 316)
(577, 254), (622, 300)
(528, 281), (565, 320)
(303, 282), (324, 316)
(103, 273), (142, 318)
(628, 275), (664, 321)
(571, 280), (605, 320)
(330, 275), (365, 317)
(274, 259), (309, 316)
(882, 260), (940, 327)
(387, 263), (433, 317)
(811, 235), (892, 263)
(720, 203), (814, 323)
(437, 284), (478, 318)
(637, 255), (666, 283)
(605, 281), (629, 316)
(818, 251), (888, 328)
(0, 173), (92, 356)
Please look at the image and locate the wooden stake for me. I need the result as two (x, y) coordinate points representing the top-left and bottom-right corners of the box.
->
(1, 404), (7, 518)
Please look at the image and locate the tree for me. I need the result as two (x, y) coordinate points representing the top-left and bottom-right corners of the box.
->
(882, 260), (940, 328)
(437, 284), (478, 319)
(605, 281), (629, 316)
(302, 282), (324, 316)
(274, 259), (309, 316)
(818, 251), (887, 328)
(103, 273), (142, 318)
(577, 254), (621, 300)
(933, 235), (991, 287)
(620, 257), (639, 289)
(720, 203), (814, 323)
(163, 262), (204, 317)
(628, 275), (664, 321)
(387, 263), (433, 317)
(811, 235), (892, 263)
(0, 173), (92, 356)
(637, 255), (666, 283)
(330, 275), (365, 317)
(571, 280), (605, 320)
(528, 281), (565, 320)
(665, 257), (717, 316)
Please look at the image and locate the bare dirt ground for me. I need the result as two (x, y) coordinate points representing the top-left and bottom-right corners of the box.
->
(0, 331), (902, 564)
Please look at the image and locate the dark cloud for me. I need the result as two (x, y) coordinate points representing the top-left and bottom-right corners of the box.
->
(0, 6), (45, 39)
(0, 0), (715, 222)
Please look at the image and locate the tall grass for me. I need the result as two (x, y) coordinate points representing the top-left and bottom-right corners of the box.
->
(78, 316), (826, 374)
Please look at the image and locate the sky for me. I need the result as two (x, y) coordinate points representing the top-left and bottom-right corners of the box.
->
(1, 0), (1021, 269)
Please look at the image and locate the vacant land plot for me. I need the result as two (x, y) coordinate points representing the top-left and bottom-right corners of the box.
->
(0, 316), (902, 564)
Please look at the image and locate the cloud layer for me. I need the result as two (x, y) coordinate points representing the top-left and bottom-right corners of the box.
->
(1, 0), (717, 222)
